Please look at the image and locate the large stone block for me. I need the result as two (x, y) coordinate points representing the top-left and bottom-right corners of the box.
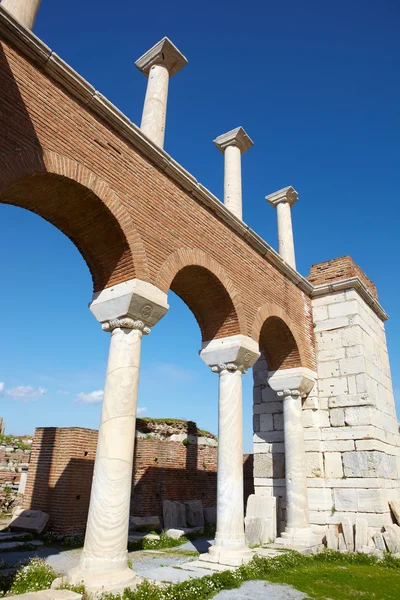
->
(306, 452), (324, 478)
(328, 394), (374, 409)
(324, 453), (343, 478)
(203, 507), (216, 527)
(344, 406), (374, 427)
(185, 500), (204, 529)
(9, 509), (49, 534)
(357, 489), (386, 513)
(334, 489), (357, 512)
(330, 408), (345, 427)
(340, 518), (354, 551)
(260, 413), (273, 432)
(383, 525), (400, 553)
(163, 500), (186, 529)
(129, 516), (161, 532)
(245, 495), (277, 545)
(253, 453), (285, 478)
(389, 500), (400, 525)
(355, 518), (368, 552)
(319, 377), (348, 397)
(342, 451), (397, 479)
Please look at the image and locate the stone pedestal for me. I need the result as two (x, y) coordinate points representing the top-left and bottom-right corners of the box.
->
(2, 0), (41, 29)
(67, 279), (168, 593)
(200, 334), (260, 565)
(266, 186), (298, 269)
(135, 37), (187, 148)
(269, 367), (317, 547)
(214, 127), (253, 221)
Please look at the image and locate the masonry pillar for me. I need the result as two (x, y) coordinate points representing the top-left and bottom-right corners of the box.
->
(266, 186), (298, 269)
(268, 367), (318, 547)
(68, 279), (168, 594)
(200, 335), (260, 566)
(213, 127), (254, 221)
(1, 0), (41, 29)
(135, 37), (187, 148)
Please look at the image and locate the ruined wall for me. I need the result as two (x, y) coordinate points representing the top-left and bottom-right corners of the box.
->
(23, 425), (254, 533)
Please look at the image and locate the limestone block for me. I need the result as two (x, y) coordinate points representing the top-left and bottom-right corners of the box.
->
(253, 453), (285, 478)
(344, 406), (374, 427)
(329, 394), (374, 409)
(312, 305), (328, 321)
(253, 414), (260, 432)
(337, 532), (346, 552)
(324, 453), (343, 478)
(273, 413), (283, 431)
(166, 528), (186, 539)
(340, 518), (354, 551)
(246, 494), (276, 519)
(303, 395), (319, 410)
(203, 507), (216, 527)
(356, 374), (368, 394)
(163, 500), (186, 529)
(314, 317), (349, 332)
(306, 452), (324, 478)
(308, 488), (333, 511)
(325, 529), (338, 550)
(383, 525), (400, 553)
(357, 489), (386, 513)
(318, 360), (340, 379)
(373, 532), (387, 551)
(318, 348), (346, 362)
(322, 440), (355, 452)
(261, 386), (280, 403)
(330, 408), (345, 427)
(253, 386), (263, 404)
(9, 509), (49, 534)
(316, 329), (343, 351)
(343, 451), (397, 479)
(328, 300), (358, 319)
(341, 326), (362, 347)
(129, 516), (161, 532)
(185, 500), (204, 529)
(389, 500), (400, 525)
(319, 377), (348, 397)
(334, 489), (357, 512)
(260, 413), (273, 432)
(339, 357), (366, 377)
(355, 518), (368, 551)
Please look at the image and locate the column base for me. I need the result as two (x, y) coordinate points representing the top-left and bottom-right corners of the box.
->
(199, 543), (253, 567)
(66, 565), (140, 595)
(274, 527), (318, 549)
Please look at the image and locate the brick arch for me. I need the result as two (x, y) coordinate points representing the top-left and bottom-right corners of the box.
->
(156, 248), (247, 341)
(252, 302), (305, 371)
(0, 148), (149, 291)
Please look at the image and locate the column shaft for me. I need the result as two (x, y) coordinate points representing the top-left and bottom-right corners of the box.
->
(140, 64), (169, 147)
(283, 393), (310, 531)
(69, 326), (142, 590)
(224, 145), (242, 220)
(214, 368), (245, 548)
(276, 202), (296, 269)
(2, 0), (41, 29)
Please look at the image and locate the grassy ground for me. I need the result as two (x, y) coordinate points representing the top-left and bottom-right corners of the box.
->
(268, 562), (400, 599)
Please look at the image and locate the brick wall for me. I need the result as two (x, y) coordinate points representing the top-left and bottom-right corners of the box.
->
(23, 427), (254, 533)
(308, 256), (378, 300)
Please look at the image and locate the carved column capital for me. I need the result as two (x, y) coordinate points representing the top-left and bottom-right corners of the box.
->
(101, 318), (151, 335)
(277, 389), (305, 399)
(200, 335), (260, 375)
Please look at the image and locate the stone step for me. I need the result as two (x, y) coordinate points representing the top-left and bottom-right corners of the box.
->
(6, 591), (81, 600)
(128, 533), (160, 542)
(0, 540), (43, 551)
(0, 531), (34, 541)
(180, 559), (236, 572)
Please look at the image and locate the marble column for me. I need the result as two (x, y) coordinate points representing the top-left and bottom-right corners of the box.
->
(268, 367), (317, 547)
(68, 279), (168, 594)
(214, 127), (254, 221)
(1, 0), (41, 29)
(200, 335), (260, 566)
(135, 37), (187, 148)
(265, 186), (298, 269)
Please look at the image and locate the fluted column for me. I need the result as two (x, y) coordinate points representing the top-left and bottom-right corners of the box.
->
(200, 335), (260, 566)
(1, 0), (41, 29)
(266, 186), (298, 269)
(135, 37), (187, 148)
(68, 279), (168, 594)
(214, 127), (254, 221)
(268, 367), (317, 547)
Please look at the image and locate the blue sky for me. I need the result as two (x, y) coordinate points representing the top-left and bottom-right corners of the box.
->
(0, 0), (399, 451)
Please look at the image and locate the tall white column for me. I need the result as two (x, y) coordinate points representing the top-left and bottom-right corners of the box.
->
(268, 367), (317, 547)
(200, 334), (260, 566)
(68, 279), (168, 594)
(214, 127), (254, 221)
(1, 0), (41, 29)
(266, 186), (298, 269)
(135, 37), (187, 148)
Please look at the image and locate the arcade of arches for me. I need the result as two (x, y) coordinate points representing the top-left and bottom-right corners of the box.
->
(1, 3), (399, 594)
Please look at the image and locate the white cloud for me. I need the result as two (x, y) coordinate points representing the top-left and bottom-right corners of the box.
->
(6, 386), (47, 401)
(0, 383), (4, 396)
(75, 390), (104, 405)
(137, 407), (147, 415)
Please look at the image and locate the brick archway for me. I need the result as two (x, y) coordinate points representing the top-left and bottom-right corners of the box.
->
(0, 148), (149, 291)
(156, 248), (247, 341)
(252, 302), (305, 370)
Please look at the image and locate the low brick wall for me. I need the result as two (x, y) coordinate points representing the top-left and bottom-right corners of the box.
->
(23, 427), (254, 533)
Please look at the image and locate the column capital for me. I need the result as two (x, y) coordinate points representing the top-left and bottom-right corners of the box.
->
(135, 37), (188, 77)
(200, 334), (260, 374)
(266, 186), (298, 208)
(213, 127), (254, 154)
(90, 279), (169, 333)
(268, 367), (316, 397)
